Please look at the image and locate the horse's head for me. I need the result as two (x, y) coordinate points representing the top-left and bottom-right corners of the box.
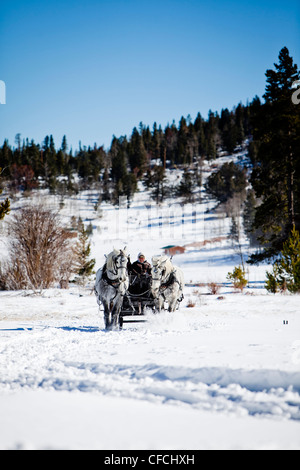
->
(113, 247), (129, 282)
(151, 255), (171, 294)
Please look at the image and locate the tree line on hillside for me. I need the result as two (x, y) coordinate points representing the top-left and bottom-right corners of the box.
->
(0, 99), (257, 200)
(1, 47), (300, 277)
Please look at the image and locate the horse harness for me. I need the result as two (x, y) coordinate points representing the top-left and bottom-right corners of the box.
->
(102, 264), (121, 288)
(160, 270), (176, 290)
(100, 260), (128, 306)
(102, 252), (127, 288)
(155, 269), (184, 303)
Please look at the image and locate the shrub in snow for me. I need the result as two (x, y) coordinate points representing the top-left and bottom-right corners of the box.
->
(227, 265), (247, 292)
(265, 265), (281, 294)
(0, 205), (75, 290)
(208, 282), (221, 295)
(266, 226), (300, 294)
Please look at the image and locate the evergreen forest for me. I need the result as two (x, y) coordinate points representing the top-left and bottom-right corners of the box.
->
(1, 47), (300, 266)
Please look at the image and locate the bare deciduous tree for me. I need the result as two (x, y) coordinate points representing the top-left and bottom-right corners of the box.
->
(0, 205), (75, 290)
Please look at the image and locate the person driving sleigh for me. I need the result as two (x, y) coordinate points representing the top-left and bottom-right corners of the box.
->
(128, 252), (151, 276)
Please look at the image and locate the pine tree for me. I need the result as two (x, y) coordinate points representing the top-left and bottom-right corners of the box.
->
(61, 135), (68, 153)
(205, 161), (247, 204)
(265, 264), (281, 294)
(227, 266), (247, 291)
(235, 103), (245, 145)
(164, 122), (178, 165)
(243, 189), (261, 247)
(266, 226), (300, 293)
(194, 112), (205, 157)
(205, 110), (219, 159)
(279, 225), (300, 293)
(151, 122), (162, 161)
(111, 147), (128, 183)
(120, 173), (137, 205)
(220, 109), (239, 153)
(249, 47), (300, 263)
(73, 221), (96, 286)
(109, 136), (137, 204)
(148, 165), (168, 204)
(176, 167), (194, 202)
(128, 127), (147, 177)
(177, 116), (189, 164)
(0, 140), (13, 173)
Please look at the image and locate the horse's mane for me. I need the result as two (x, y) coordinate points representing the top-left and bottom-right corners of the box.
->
(106, 249), (119, 272)
(105, 248), (127, 272)
(152, 255), (173, 274)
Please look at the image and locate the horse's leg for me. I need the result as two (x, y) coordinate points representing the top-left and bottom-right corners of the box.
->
(102, 300), (113, 330)
(154, 295), (164, 312)
(111, 296), (123, 330)
(168, 299), (176, 312)
(154, 296), (161, 312)
(167, 288), (178, 312)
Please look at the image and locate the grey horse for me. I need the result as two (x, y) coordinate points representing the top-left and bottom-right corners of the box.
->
(94, 248), (129, 330)
(151, 255), (184, 312)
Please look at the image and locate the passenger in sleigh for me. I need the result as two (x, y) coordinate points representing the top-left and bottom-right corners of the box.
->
(127, 252), (152, 295)
(128, 252), (151, 276)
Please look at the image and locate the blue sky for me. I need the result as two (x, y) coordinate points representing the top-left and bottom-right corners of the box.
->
(1, 0), (299, 151)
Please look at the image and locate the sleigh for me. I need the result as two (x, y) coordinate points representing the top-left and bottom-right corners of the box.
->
(95, 251), (184, 330)
(120, 273), (155, 326)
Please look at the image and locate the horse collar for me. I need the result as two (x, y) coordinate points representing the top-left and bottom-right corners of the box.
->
(160, 270), (175, 290)
(102, 264), (120, 288)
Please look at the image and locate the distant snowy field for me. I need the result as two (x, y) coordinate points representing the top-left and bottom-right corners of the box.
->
(1, 160), (300, 449)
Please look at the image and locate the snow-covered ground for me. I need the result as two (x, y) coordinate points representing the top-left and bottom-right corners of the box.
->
(1, 162), (300, 450)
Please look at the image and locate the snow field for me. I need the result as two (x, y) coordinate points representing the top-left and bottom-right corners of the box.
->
(1, 161), (300, 449)
(0, 286), (300, 449)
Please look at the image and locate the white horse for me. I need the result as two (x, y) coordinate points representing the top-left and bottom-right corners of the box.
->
(151, 255), (184, 312)
(94, 248), (129, 330)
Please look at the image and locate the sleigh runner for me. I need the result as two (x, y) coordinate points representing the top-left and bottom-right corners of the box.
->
(119, 273), (155, 325)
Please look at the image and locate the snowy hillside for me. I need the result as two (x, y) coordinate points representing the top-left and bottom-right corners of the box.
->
(0, 153), (300, 450)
